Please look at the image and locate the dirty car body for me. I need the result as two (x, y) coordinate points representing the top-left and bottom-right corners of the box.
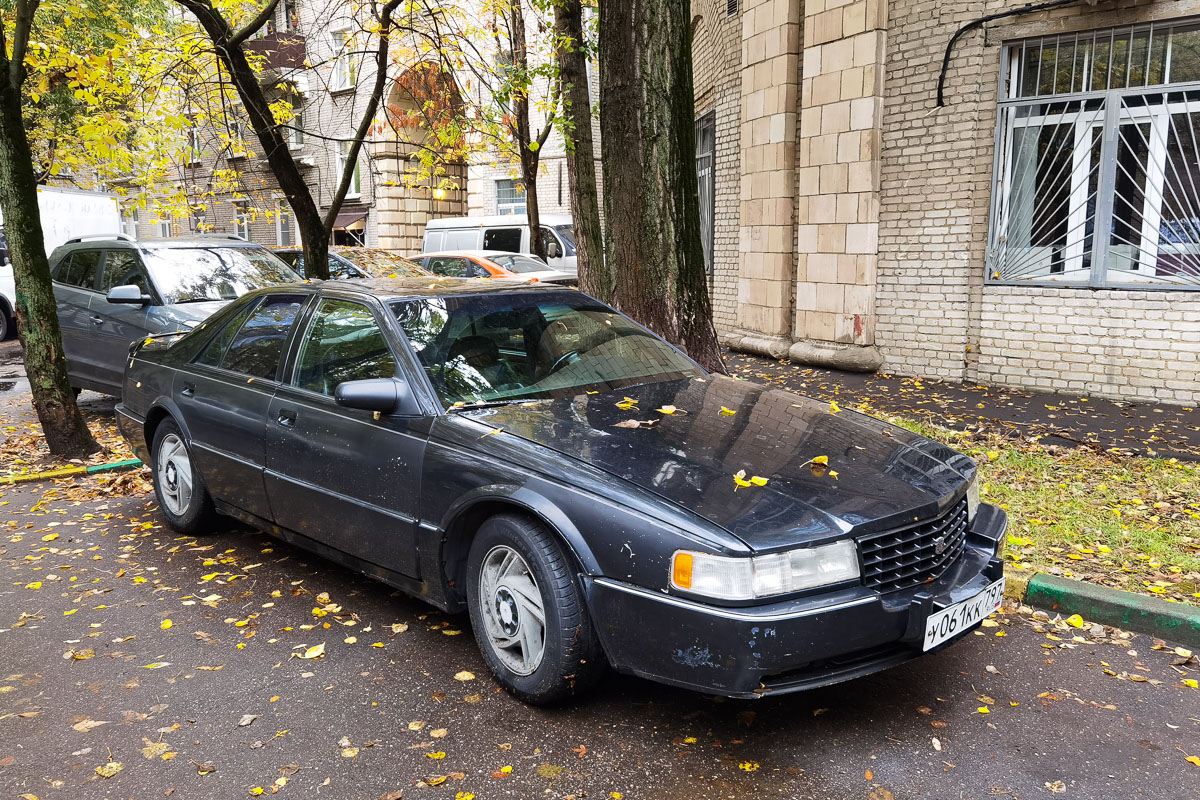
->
(115, 279), (1006, 700)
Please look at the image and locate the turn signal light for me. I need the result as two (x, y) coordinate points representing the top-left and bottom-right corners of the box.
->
(672, 552), (694, 589)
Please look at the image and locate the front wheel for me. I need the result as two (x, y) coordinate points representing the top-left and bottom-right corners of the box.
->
(466, 514), (605, 704)
(151, 420), (215, 535)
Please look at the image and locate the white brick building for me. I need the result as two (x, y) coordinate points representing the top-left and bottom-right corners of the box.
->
(694, 0), (1200, 405)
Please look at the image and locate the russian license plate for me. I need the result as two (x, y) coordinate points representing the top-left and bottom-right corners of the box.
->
(923, 578), (1005, 651)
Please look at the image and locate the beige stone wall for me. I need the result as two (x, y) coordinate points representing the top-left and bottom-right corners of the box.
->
(735, 0), (802, 339)
(795, 0), (886, 350)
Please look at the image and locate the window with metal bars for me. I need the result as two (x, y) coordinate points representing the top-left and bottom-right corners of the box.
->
(988, 20), (1200, 289)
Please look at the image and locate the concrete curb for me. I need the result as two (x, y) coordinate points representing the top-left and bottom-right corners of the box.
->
(1003, 564), (1200, 649)
(0, 458), (143, 485)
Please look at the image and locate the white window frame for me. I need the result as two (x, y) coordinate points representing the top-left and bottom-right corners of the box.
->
(156, 218), (172, 238)
(330, 28), (355, 91)
(276, 200), (296, 246)
(988, 21), (1200, 290)
(336, 139), (362, 198)
(184, 125), (201, 166)
(121, 205), (139, 239)
(233, 200), (251, 240)
(288, 110), (304, 151)
(496, 178), (526, 215)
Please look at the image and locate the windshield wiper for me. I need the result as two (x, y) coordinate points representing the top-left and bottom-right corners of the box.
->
(447, 398), (542, 413)
(171, 297), (229, 304)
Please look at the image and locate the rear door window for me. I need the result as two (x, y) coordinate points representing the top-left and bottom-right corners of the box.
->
(482, 227), (522, 252)
(55, 250), (103, 290)
(218, 294), (307, 379)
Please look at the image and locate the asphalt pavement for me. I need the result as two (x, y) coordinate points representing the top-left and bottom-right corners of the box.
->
(2, 481), (1198, 800)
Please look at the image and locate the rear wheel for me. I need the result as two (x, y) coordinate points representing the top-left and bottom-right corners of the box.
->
(0, 306), (10, 341)
(151, 420), (215, 534)
(466, 514), (605, 704)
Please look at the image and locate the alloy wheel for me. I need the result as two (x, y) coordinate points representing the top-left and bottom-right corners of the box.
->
(478, 544), (546, 676)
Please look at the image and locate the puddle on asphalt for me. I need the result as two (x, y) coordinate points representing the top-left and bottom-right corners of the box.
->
(0, 378), (29, 397)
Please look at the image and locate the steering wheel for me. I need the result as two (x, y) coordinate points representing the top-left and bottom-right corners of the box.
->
(547, 349), (581, 374)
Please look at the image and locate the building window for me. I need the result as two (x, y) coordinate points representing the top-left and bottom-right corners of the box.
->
(184, 125), (201, 166)
(284, 0), (299, 29)
(276, 201), (294, 246)
(229, 120), (249, 159)
(190, 206), (207, 233)
(156, 218), (172, 238)
(121, 205), (139, 239)
(288, 111), (304, 150)
(496, 179), (526, 215)
(989, 21), (1200, 289)
(337, 140), (362, 197)
(696, 112), (716, 276)
(330, 28), (355, 91)
(234, 200), (251, 240)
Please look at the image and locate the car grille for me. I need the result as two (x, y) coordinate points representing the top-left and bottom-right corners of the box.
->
(857, 500), (969, 593)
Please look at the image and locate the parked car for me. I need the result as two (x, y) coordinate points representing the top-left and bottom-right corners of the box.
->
(272, 246), (430, 280)
(422, 214), (577, 271)
(115, 278), (1006, 704)
(49, 234), (299, 397)
(416, 250), (577, 284)
(0, 229), (12, 340)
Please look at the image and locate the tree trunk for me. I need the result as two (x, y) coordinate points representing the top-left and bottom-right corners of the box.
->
(0, 62), (100, 457)
(554, 0), (607, 300)
(598, 0), (724, 372)
(177, 0), (329, 279)
(510, 3), (546, 262)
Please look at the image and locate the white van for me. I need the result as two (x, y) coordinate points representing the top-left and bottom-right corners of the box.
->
(421, 214), (578, 273)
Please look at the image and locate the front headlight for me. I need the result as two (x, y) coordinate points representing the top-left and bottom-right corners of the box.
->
(966, 473), (980, 523)
(671, 540), (860, 601)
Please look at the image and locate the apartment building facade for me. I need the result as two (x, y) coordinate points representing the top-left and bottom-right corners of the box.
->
(693, 0), (1200, 405)
(129, 0), (464, 254)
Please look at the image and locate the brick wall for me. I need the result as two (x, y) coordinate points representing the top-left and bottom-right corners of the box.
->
(875, 0), (1200, 404)
(692, 0), (744, 332)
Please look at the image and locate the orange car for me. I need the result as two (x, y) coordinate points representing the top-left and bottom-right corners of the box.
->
(414, 250), (578, 284)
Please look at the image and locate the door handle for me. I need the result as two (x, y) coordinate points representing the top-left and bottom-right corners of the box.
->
(89, 314), (104, 325)
(180, 383), (195, 397)
(277, 409), (297, 427)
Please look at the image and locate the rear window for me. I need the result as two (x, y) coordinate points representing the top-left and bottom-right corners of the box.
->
(217, 294), (307, 379)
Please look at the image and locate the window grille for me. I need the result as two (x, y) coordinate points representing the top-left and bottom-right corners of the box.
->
(988, 20), (1200, 289)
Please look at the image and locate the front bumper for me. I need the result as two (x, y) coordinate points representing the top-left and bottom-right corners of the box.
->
(585, 505), (1007, 698)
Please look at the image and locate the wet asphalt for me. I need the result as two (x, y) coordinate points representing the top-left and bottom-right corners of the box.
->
(2, 482), (1198, 800)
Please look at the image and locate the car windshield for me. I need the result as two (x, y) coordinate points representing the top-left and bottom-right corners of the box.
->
(487, 254), (549, 274)
(337, 248), (427, 278)
(391, 291), (703, 407)
(554, 225), (576, 256)
(144, 247), (299, 303)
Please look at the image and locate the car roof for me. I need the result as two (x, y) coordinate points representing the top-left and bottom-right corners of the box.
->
(422, 250), (544, 261)
(424, 214), (573, 229)
(50, 235), (271, 258)
(251, 276), (567, 301)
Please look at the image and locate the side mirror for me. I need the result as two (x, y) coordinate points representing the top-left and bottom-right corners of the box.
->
(107, 284), (151, 305)
(334, 377), (421, 416)
(546, 240), (562, 259)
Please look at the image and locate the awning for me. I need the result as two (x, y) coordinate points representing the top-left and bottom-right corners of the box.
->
(332, 209), (367, 231)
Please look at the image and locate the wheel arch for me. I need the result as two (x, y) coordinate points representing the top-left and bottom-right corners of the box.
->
(439, 487), (601, 610)
(142, 398), (193, 464)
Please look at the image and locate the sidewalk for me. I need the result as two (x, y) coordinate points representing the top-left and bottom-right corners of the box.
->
(725, 349), (1200, 460)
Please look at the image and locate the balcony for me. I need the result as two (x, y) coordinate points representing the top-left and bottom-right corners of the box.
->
(246, 31), (307, 72)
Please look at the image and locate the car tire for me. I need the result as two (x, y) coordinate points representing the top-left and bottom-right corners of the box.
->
(466, 513), (606, 705)
(0, 306), (11, 341)
(151, 419), (216, 535)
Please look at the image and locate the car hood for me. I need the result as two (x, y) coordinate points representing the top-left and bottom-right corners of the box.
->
(521, 269), (577, 283)
(458, 376), (975, 551)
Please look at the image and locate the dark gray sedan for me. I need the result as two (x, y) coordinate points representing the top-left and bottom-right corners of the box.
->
(115, 278), (1006, 704)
